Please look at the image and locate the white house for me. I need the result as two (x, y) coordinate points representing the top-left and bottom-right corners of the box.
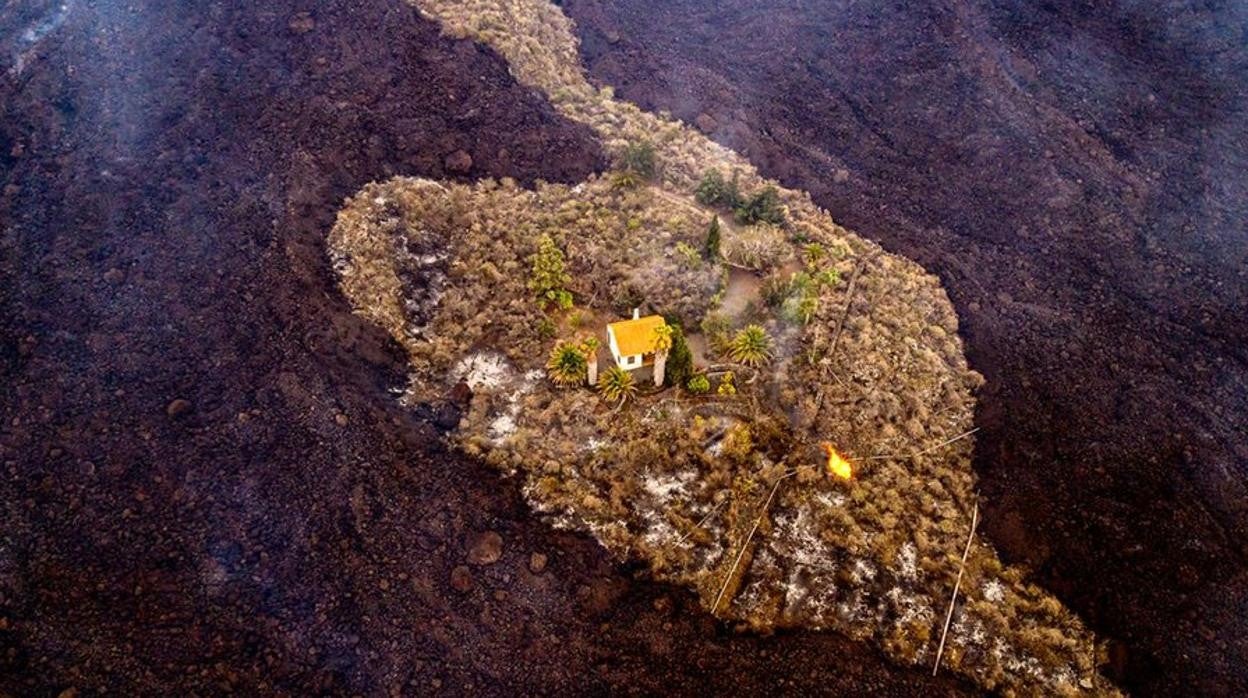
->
(606, 310), (667, 384)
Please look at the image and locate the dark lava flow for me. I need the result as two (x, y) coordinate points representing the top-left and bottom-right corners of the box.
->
(0, 0), (978, 694)
(565, 0), (1248, 695)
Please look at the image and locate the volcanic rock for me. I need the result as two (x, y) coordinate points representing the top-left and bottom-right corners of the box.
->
(444, 149), (473, 174)
(449, 565), (473, 593)
(528, 552), (548, 573)
(467, 531), (503, 565)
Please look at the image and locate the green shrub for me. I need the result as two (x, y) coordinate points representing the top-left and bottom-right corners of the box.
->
(717, 371), (737, 396)
(610, 170), (642, 189)
(729, 324), (773, 367)
(734, 186), (785, 226)
(695, 169), (741, 208)
(618, 140), (657, 179)
(675, 241), (701, 267)
(686, 374), (710, 394)
(537, 317), (557, 339)
(598, 365), (638, 405)
(803, 242), (827, 268)
(760, 272), (791, 308)
(546, 341), (588, 386)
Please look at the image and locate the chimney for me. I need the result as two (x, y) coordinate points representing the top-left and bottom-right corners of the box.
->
(632, 307), (640, 320)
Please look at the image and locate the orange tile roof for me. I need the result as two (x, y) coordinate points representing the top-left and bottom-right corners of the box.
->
(608, 315), (666, 357)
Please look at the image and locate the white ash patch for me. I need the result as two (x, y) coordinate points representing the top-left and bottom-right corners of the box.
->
(488, 413), (516, 441)
(851, 558), (877, 583)
(452, 351), (515, 391)
(450, 352), (542, 444)
(636, 470), (697, 549)
(951, 615), (987, 648)
(1049, 668), (1079, 693)
(773, 507), (832, 570)
(642, 470), (694, 501)
(886, 586), (934, 625)
(837, 589), (868, 625)
(983, 578), (1005, 602)
(814, 490), (846, 508)
(780, 560), (837, 625)
(992, 638), (1046, 682)
(896, 542), (918, 580)
(582, 437), (605, 453)
(640, 511), (678, 549)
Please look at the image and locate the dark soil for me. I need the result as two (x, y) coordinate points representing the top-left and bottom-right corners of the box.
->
(565, 0), (1248, 694)
(0, 0), (975, 694)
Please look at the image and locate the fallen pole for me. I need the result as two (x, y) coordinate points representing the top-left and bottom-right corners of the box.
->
(712, 470), (793, 615)
(933, 499), (978, 676)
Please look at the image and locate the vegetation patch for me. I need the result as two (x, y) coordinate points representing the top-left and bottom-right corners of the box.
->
(326, 0), (1121, 693)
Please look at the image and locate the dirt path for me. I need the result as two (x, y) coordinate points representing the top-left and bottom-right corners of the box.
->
(565, 1), (1248, 694)
(0, 0), (974, 694)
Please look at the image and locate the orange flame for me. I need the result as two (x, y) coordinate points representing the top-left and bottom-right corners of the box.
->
(822, 442), (853, 480)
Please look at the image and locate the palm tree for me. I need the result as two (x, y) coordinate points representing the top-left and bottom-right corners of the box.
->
(579, 336), (600, 386)
(650, 324), (673, 387)
(598, 366), (637, 406)
(546, 341), (587, 387)
(650, 324), (673, 354)
(729, 324), (773, 367)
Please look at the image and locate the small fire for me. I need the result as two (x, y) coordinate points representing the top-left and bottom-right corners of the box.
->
(822, 442), (853, 480)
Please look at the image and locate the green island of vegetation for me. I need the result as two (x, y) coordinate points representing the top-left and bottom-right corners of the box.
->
(324, 0), (1121, 694)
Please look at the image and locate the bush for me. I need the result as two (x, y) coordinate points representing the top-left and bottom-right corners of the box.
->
(729, 324), (773, 367)
(700, 311), (732, 351)
(717, 371), (737, 396)
(720, 222), (787, 271)
(546, 341), (588, 386)
(618, 140), (657, 180)
(610, 170), (643, 190)
(695, 169), (741, 208)
(686, 374), (710, 394)
(734, 185), (785, 226)
(804, 242), (827, 268)
(598, 365), (637, 405)
(760, 271), (791, 308)
(674, 241), (701, 267)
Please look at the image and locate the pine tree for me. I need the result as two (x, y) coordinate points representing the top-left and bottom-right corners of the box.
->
(704, 216), (721, 261)
(664, 325), (694, 388)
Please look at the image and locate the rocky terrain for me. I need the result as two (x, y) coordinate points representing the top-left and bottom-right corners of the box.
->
(563, 0), (1248, 695)
(0, 0), (976, 694)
